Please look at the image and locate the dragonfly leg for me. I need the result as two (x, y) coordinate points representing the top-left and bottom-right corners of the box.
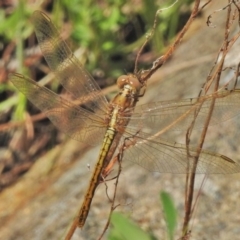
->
(102, 157), (118, 178)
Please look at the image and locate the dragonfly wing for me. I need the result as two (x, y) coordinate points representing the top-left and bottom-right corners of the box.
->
(128, 90), (240, 134)
(122, 131), (240, 174)
(10, 73), (106, 146)
(31, 10), (108, 113)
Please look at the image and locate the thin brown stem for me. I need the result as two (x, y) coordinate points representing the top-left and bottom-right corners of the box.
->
(139, 0), (202, 83)
(64, 218), (78, 240)
(182, 1), (239, 237)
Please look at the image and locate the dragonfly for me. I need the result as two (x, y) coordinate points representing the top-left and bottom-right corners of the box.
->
(9, 10), (240, 228)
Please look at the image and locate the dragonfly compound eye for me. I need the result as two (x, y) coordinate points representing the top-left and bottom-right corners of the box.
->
(128, 75), (142, 91)
(117, 75), (129, 89)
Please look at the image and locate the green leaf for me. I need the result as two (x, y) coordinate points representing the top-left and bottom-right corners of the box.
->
(108, 212), (153, 240)
(160, 191), (177, 240)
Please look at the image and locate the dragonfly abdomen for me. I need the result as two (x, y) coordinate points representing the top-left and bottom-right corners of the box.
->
(77, 127), (117, 227)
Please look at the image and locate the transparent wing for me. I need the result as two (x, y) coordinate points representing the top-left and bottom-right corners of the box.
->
(122, 131), (240, 174)
(31, 10), (108, 113)
(10, 73), (106, 146)
(126, 90), (240, 134)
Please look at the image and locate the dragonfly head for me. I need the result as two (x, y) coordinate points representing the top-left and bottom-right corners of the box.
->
(117, 74), (142, 94)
